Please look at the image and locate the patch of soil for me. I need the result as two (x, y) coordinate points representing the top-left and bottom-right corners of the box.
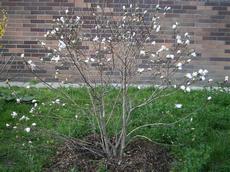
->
(43, 135), (173, 172)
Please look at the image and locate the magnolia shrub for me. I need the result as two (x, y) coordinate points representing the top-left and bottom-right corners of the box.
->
(17, 3), (219, 158)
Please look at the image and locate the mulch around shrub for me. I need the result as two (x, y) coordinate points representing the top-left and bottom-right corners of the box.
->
(43, 135), (173, 172)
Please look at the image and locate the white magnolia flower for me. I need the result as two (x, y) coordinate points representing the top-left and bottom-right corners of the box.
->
(172, 24), (177, 29)
(24, 127), (31, 133)
(84, 58), (89, 63)
(176, 62), (183, 67)
(20, 54), (24, 58)
(51, 30), (56, 35)
(75, 115), (78, 119)
(90, 58), (95, 62)
(185, 39), (190, 45)
(150, 54), (156, 58)
(137, 68), (144, 73)
(93, 36), (99, 42)
(132, 32), (136, 37)
(187, 59), (191, 63)
(176, 35), (182, 44)
(198, 69), (208, 76)
(19, 115), (28, 121)
(16, 98), (21, 103)
(156, 45), (167, 54)
(177, 62), (182, 68)
(11, 112), (18, 118)
(200, 76), (206, 81)
(177, 50), (181, 54)
(76, 16), (80, 22)
(32, 123), (36, 126)
(27, 60), (36, 70)
(191, 52), (197, 57)
(51, 55), (60, 63)
(60, 16), (65, 23)
(207, 96), (212, 100)
(176, 35), (181, 40)
(13, 126), (17, 129)
(225, 76), (229, 82)
(198, 69), (204, 75)
(28, 62), (35, 70)
(192, 72), (198, 77)
(156, 4), (161, 10)
(180, 85), (186, 91)
(208, 79), (213, 82)
(186, 87), (191, 92)
(156, 25), (161, 32)
(145, 37), (150, 42)
(177, 39), (183, 44)
(6, 123), (10, 127)
(32, 99), (37, 103)
(65, 9), (69, 14)
(166, 54), (174, 59)
(151, 41), (156, 45)
(107, 58), (111, 62)
(140, 50), (146, 56)
(28, 60), (32, 65)
(203, 69), (208, 75)
(101, 38), (106, 43)
(94, 25), (101, 30)
(164, 6), (171, 11)
(58, 40), (66, 49)
(175, 104), (182, 109)
(45, 31), (50, 37)
(185, 73), (192, 79)
(41, 42), (46, 46)
(55, 99), (60, 104)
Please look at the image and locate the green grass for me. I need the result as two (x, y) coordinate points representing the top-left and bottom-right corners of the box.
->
(0, 86), (230, 171)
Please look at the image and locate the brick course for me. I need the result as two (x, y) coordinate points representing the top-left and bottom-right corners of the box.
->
(0, 0), (229, 83)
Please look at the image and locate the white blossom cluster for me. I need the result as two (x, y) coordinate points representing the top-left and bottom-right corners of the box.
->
(41, 13), (84, 64)
(19, 4), (215, 92)
(6, 99), (39, 134)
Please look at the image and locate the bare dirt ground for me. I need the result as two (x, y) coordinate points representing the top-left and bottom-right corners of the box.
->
(44, 135), (173, 172)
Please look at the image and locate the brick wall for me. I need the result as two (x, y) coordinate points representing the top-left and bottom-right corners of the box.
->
(0, 0), (229, 83)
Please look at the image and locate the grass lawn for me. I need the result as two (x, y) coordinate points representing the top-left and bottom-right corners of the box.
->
(0, 86), (230, 172)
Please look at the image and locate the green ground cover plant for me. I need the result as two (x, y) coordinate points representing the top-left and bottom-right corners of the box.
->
(0, 86), (229, 171)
